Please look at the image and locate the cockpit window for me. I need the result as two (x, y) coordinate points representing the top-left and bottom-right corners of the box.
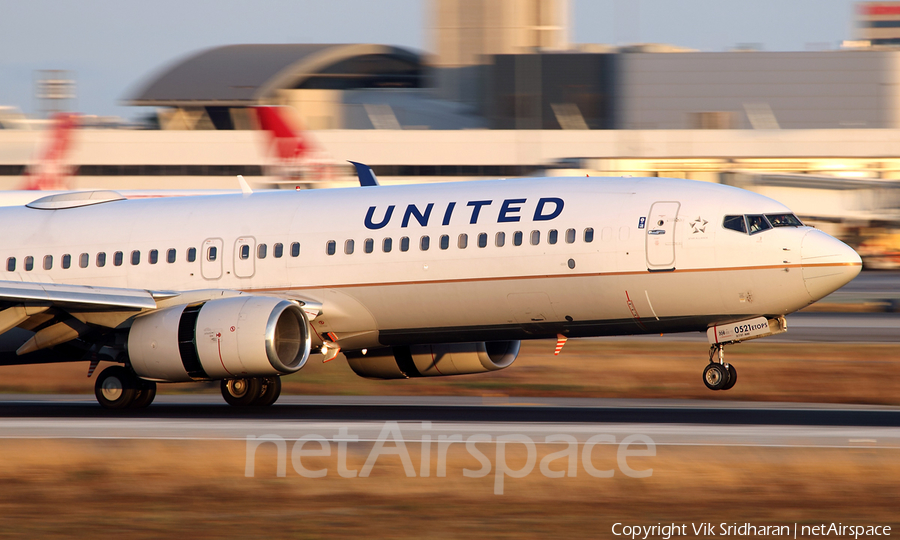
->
(746, 214), (772, 235)
(723, 215), (747, 233)
(765, 213), (803, 227)
(725, 213), (803, 235)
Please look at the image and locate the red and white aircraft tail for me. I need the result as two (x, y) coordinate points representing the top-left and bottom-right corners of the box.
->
(17, 107), (337, 195)
(21, 112), (79, 191)
(254, 106), (337, 183)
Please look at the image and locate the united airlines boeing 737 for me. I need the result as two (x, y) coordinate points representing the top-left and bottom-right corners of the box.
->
(0, 173), (861, 408)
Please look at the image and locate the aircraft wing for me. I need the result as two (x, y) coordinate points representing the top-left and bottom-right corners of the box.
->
(0, 280), (161, 311)
(0, 279), (330, 361)
(0, 280), (169, 359)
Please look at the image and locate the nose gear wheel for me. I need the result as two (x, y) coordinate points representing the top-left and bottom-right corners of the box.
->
(703, 344), (737, 391)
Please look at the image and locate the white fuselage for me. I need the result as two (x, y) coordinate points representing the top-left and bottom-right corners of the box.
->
(0, 177), (860, 350)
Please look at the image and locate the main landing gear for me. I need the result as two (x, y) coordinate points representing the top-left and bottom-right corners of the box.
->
(703, 344), (737, 391)
(93, 368), (283, 409)
(95, 366), (157, 409)
(220, 376), (282, 407)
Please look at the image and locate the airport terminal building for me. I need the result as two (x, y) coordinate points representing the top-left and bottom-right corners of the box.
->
(5, 1), (900, 264)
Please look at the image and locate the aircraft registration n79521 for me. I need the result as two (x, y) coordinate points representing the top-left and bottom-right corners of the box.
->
(0, 173), (861, 408)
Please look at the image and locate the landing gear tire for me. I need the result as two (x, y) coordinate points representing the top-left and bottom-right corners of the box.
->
(721, 364), (738, 391)
(95, 366), (142, 409)
(130, 381), (158, 409)
(703, 363), (729, 391)
(253, 377), (282, 407)
(221, 378), (263, 406)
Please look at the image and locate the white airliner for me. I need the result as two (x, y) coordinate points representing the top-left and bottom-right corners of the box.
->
(0, 172), (861, 408)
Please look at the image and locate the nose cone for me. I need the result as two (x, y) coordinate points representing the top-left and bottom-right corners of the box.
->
(801, 229), (862, 301)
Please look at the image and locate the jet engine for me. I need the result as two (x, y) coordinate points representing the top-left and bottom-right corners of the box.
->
(128, 296), (310, 382)
(345, 341), (520, 379)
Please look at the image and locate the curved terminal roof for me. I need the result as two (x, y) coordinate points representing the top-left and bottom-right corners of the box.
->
(128, 44), (423, 107)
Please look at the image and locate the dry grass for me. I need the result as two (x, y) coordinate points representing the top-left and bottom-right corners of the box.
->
(0, 439), (896, 539)
(1, 341), (898, 537)
(2, 340), (899, 405)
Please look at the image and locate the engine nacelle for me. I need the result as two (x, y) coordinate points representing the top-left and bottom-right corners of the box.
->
(345, 341), (520, 379)
(128, 296), (310, 382)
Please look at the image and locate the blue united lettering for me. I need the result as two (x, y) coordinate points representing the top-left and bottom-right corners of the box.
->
(364, 198), (564, 229)
(364, 205), (394, 230)
(401, 203), (434, 228)
(533, 197), (564, 221)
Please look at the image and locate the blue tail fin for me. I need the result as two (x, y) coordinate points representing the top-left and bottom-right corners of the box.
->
(349, 161), (379, 187)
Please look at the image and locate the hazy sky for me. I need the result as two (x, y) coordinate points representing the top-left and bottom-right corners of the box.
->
(0, 0), (857, 119)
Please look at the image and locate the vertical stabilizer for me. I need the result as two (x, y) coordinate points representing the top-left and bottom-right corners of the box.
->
(254, 106), (336, 183)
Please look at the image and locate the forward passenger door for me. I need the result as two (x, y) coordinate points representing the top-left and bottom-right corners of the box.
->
(645, 201), (680, 271)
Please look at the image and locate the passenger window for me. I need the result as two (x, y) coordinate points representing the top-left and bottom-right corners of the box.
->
(80, 253), (89, 268)
(43, 255), (52, 270)
(458, 234), (468, 249)
(383, 238), (393, 252)
(132, 251), (141, 265)
(344, 239), (354, 255)
(6, 257), (14, 272)
(258, 244), (267, 259)
(326, 241), (336, 256)
(478, 233), (488, 248)
(530, 230), (540, 245)
(206, 247), (216, 262)
(565, 228), (576, 243)
(364, 238), (374, 253)
(723, 215), (747, 233)
(97, 252), (106, 267)
(400, 237), (410, 252)
(440, 235), (449, 250)
(239, 245), (250, 260)
(290, 242), (300, 257)
(187, 248), (196, 263)
(113, 252), (123, 266)
(584, 228), (594, 243)
(548, 229), (558, 244)
(747, 215), (772, 235)
(496, 232), (505, 247)
(167, 249), (176, 263)
(24, 256), (33, 271)
(513, 231), (523, 246)
(149, 249), (159, 265)
(273, 243), (283, 258)
(420, 236), (430, 251)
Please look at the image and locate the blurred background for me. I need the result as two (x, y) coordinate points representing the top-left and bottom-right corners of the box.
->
(5, 0), (900, 272)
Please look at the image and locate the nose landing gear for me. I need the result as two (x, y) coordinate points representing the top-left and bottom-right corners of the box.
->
(703, 344), (737, 391)
(702, 316), (786, 392)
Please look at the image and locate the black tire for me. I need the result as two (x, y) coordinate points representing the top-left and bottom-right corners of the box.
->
(95, 366), (141, 409)
(253, 377), (282, 407)
(130, 380), (158, 409)
(702, 363), (728, 391)
(722, 364), (738, 391)
(221, 378), (262, 407)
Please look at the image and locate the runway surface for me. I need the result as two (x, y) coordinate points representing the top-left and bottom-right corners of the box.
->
(1, 394), (899, 449)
